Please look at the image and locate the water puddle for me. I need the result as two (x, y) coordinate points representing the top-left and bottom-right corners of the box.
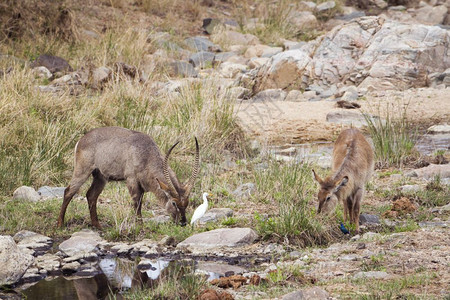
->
(13, 255), (262, 299)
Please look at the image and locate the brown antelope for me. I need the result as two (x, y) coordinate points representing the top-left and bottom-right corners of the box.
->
(57, 127), (199, 228)
(312, 128), (374, 233)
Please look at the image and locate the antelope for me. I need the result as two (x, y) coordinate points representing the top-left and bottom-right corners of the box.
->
(57, 127), (199, 229)
(312, 128), (374, 233)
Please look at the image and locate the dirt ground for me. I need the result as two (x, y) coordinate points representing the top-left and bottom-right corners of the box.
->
(236, 88), (450, 144)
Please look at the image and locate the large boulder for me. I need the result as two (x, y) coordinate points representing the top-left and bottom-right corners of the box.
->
(0, 236), (34, 286)
(59, 230), (104, 257)
(177, 228), (258, 251)
(252, 16), (450, 93)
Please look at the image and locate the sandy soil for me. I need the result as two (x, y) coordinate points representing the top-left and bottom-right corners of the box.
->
(237, 87), (450, 144)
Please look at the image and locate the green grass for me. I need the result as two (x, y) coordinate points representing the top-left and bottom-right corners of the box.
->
(252, 159), (338, 246)
(363, 103), (418, 169)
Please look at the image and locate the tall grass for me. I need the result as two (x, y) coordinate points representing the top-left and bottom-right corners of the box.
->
(363, 103), (418, 169)
(253, 159), (337, 246)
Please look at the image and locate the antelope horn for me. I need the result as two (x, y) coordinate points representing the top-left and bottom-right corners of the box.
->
(184, 137), (200, 196)
(163, 141), (180, 196)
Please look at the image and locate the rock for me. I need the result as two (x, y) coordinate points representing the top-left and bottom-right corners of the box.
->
(248, 57), (270, 69)
(219, 62), (248, 78)
(185, 36), (221, 52)
(213, 52), (238, 65)
(61, 261), (81, 273)
(20, 268), (43, 283)
(244, 45), (283, 58)
(59, 230), (104, 257)
(285, 90), (307, 102)
(35, 254), (61, 273)
(202, 18), (223, 34)
(210, 274), (247, 289)
(361, 232), (381, 241)
(251, 89), (287, 102)
(300, 1), (317, 10)
(212, 30), (260, 46)
(418, 221), (448, 228)
(199, 289), (234, 300)
(177, 228), (258, 251)
(197, 262), (247, 277)
(149, 215), (171, 224)
(427, 124), (450, 133)
(252, 17), (450, 92)
(288, 11), (318, 30)
(12, 186), (40, 202)
(232, 183), (256, 199)
(92, 66), (111, 88)
(354, 271), (391, 279)
(199, 208), (233, 224)
(326, 111), (376, 128)
(359, 213), (380, 225)
(189, 51), (215, 68)
(13, 230), (53, 254)
(415, 5), (448, 25)
(407, 164), (450, 179)
(400, 184), (422, 193)
(168, 61), (198, 78)
(0, 236), (34, 286)
(431, 203), (450, 213)
(37, 186), (65, 199)
(316, 1), (336, 12)
(30, 54), (73, 73)
(341, 86), (359, 101)
(32, 66), (52, 79)
(282, 287), (330, 300)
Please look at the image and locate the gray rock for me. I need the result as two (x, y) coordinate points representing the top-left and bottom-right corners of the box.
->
(285, 90), (308, 102)
(406, 164), (450, 179)
(316, 1), (336, 12)
(341, 86), (359, 101)
(92, 66), (111, 88)
(354, 271), (391, 279)
(219, 62), (248, 78)
(212, 30), (260, 46)
(202, 18), (223, 34)
(184, 36), (221, 52)
(199, 208), (233, 224)
(400, 184), (422, 193)
(20, 268), (42, 283)
(37, 186), (65, 199)
(196, 262), (247, 277)
(359, 213), (380, 225)
(149, 215), (171, 224)
(168, 61), (198, 78)
(189, 51), (215, 68)
(32, 66), (52, 79)
(177, 228), (258, 250)
(431, 203), (450, 213)
(30, 54), (73, 73)
(62, 261), (81, 273)
(251, 89), (286, 102)
(12, 186), (40, 202)
(288, 11), (318, 30)
(0, 235), (34, 286)
(35, 254), (61, 273)
(427, 124), (450, 133)
(14, 230), (53, 254)
(252, 17), (450, 92)
(282, 287), (330, 300)
(213, 52), (237, 65)
(415, 5), (448, 25)
(232, 183), (256, 199)
(418, 221), (448, 228)
(59, 230), (103, 257)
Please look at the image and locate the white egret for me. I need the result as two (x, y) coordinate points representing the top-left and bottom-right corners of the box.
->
(190, 192), (210, 226)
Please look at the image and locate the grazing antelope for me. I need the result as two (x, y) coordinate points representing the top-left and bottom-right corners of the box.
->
(312, 128), (374, 233)
(57, 127), (199, 228)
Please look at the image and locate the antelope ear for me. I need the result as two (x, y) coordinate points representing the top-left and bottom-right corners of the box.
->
(312, 169), (323, 184)
(334, 176), (348, 193)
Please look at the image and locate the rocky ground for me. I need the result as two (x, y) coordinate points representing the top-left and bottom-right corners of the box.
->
(1, 0), (450, 299)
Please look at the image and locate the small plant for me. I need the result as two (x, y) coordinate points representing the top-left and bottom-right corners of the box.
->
(363, 103), (418, 168)
(221, 216), (237, 226)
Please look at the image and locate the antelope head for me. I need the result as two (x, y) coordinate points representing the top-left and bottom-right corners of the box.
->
(312, 169), (348, 214)
(157, 138), (200, 226)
